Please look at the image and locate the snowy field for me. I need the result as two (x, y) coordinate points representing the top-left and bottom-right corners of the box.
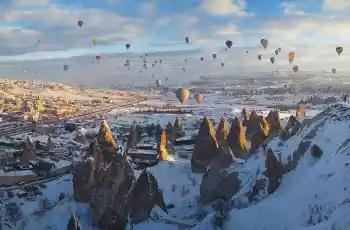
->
(0, 83), (349, 230)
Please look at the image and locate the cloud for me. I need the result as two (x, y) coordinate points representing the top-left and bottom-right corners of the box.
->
(322, 0), (350, 12)
(280, 1), (306, 15)
(201, 0), (252, 17)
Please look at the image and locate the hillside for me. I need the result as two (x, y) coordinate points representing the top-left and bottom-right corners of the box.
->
(193, 104), (350, 230)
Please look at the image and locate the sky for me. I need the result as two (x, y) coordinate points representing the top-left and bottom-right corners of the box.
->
(1, 0), (350, 87)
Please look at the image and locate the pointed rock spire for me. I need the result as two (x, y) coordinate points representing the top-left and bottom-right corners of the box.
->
(227, 117), (249, 159)
(157, 129), (168, 161)
(266, 110), (282, 134)
(191, 116), (219, 173)
(241, 108), (249, 126)
(128, 170), (167, 224)
(215, 117), (228, 147)
(97, 120), (117, 160)
(127, 124), (138, 150)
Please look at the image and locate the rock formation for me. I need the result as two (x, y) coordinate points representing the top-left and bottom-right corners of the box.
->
(227, 117), (249, 159)
(90, 153), (135, 230)
(174, 117), (183, 137)
(165, 121), (175, 150)
(246, 110), (259, 135)
(73, 130), (87, 145)
(20, 136), (36, 165)
(191, 116), (219, 173)
(127, 124), (138, 150)
(241, 108), (249, 127)
(200, 153), (243, 204)
(264, 148), (284, 194)
(266, 110), (282, 134)
(259, 116), (270, 137)
(249, 122), (265, 154)
(311, 144), (323, 158)
(284, 115), (302, 137)
(72, 159), (93, 203)
(97, 120), (117, 162)
(46, 134), (54, 152)
(67, 214), (81, 230)
(155, 123), (162, 142)
(157, 129), (168, 161)
(296, 103), (306, 118)
(215, 117), (228, 147)
(128, 170), (167, 225)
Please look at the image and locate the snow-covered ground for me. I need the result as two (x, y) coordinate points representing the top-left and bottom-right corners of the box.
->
(0, 86), (349, 230)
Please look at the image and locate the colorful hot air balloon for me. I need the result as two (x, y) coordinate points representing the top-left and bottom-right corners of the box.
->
(126, 44), (131, 49)
(194, 93), (203, 104)
(185, 36), (189, 44)
(63, 65), (69, 71)
(155, 79), (161, 88)
(293, 65), (299, 73)
(336, 46), (343, 56)
(212, 54), (217, 59)
(92, 39), (97, 45)
(175, 88), (190, 104)
(270, 57), (275, 64)
(288, 52), (295, 64)
(78, 20), (83, 28)
(96, 56), (101, 62)
(260, 39), (268, 49)
(225, 40), (232, 48)
(258, 54), (262, 60)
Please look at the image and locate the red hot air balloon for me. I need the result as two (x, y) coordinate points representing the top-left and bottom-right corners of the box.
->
(225, 40), (232, 48)
(194, 93), (203, 104)
(96, 56), (101, 62)
(78, 20), (83, 28)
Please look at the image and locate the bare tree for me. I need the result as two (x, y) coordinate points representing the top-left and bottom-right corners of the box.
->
(5, 202), (23, 226)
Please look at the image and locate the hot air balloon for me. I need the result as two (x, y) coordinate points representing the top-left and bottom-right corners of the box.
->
(332, 68), (336, 73)
(225, 40), (232, 48)
(260, 39), (268, 49)
(336, 46), (343, 56)
(185, 36), (189, 44)
(275, 50), (278, 55)
(154, 60), (158, 64)
(92, 39), (97, 45)
(96, 56), (101, 62)
(182, 67), (186, 72)
(185, 59), (187, 63)
(152, 74), (156, 78)
(45, 65), (48, 68)
(293, 65), (299, 73)
(288, 52), (295, 64)
(258, 54), (262, 60)
(175, 88), (190, 104)
(155, 79), (161, 88)
(152, 63), (155, 68)
(212, 54), (217, 59)
(78, 20), (83, 28)
(194, 93), (203, 104)
(225, 48), (228, 52)
(159, 60), (162, 64)
(221, 62), (224, 67)
(278, 48), (282, 52)
(270, 57), (275, 64)
(200, 57), (204, 61)
(126, 44), (130, 49)
(63, 65), (69, 71)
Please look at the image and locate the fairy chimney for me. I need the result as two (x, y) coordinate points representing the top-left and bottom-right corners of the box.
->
(157, 129), (168, 161)
(97, 120), (117, 162)
(191, 116), (219, 173)
(241, 108), (249, 127)
(46, 134), (54, 152)
(227, 117), (249, 159)
(215, 117), (228, 147)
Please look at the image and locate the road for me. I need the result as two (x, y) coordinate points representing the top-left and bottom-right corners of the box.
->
(0, 95), (147, 137)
